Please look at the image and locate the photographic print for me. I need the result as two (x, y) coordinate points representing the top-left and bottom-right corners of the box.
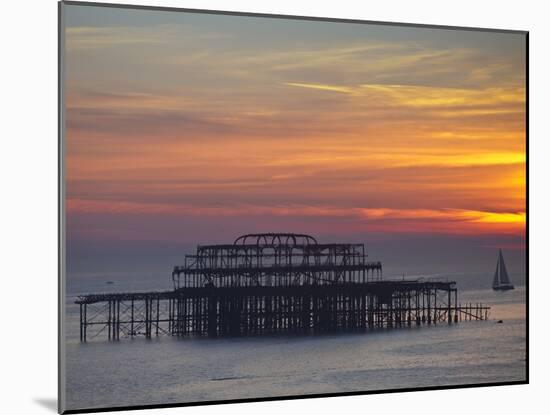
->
(59, 1), (527, 413)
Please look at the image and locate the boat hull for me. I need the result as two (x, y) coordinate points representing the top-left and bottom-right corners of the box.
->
(493, 285), (514, 291)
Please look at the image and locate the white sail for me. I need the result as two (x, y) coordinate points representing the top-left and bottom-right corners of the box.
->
(492, 258), (500, 287)
(493, 249), (513, 289)
(498, 250), (511, 285)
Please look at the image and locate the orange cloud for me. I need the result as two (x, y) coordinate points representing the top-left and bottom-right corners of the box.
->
(64, 19), (526, 245)
(67, 198), (524, 236)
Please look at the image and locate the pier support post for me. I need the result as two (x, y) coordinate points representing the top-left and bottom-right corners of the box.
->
(116, 300), (120, 340)
(156, 296), (160, 337)
(447, 289), (452, 324)
(208, 294), (218, 337)
(83, 304), (87, 342)
(79, 304), (83, 342)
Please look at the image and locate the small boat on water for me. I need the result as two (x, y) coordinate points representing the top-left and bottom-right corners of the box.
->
(492, 249), (514, 291)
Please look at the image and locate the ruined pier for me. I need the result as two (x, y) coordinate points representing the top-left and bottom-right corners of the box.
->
(75, 233), (489, 341)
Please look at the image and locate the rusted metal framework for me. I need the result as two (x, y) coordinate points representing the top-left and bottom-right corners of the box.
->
(172, 233), (383, 289)
(74, 233), (490, 342)
(75, 282), (490, 342)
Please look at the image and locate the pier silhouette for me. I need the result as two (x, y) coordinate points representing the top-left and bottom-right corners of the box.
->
(76, 233), (489, 341)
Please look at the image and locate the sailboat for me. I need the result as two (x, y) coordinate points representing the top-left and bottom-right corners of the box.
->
(492, 249), (514, 291)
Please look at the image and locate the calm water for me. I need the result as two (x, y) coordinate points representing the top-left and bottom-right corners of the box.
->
(64, 275), (526, 411)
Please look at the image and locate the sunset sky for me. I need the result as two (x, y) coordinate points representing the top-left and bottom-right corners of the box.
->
(64, 5), (526, 281)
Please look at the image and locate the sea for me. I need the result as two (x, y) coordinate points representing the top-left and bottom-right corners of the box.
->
(63, 272), (527, 411)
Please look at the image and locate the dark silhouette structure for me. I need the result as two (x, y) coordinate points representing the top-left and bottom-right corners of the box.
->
(492, 249), (514, 290)
(75, 233), (489, 341)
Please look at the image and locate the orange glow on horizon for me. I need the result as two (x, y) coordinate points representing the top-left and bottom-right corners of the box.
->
(64, 17), (526, 242)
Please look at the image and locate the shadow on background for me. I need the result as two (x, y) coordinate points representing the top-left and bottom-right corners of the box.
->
(34, 398), (57, 413)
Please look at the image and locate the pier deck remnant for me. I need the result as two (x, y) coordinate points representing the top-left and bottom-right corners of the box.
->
(75, 233), (489, 342)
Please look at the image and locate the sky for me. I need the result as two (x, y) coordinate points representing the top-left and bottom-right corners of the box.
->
(63, 4), (526, 282)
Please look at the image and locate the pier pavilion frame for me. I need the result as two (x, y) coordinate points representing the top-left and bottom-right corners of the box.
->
(172, 233), (383, 289)
(75, 233), (489, 341)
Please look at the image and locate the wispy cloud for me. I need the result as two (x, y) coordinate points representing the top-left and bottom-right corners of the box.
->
(66, 26), (169, 50)
(265, 149), (525, 169)
(284, 82), (354, 94)
(64, 14), (526, 247)
(67, 198), (525, 237)
(285, 81), (524, 108)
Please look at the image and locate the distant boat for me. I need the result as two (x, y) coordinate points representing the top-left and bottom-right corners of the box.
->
(492, 249), (514, 291)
